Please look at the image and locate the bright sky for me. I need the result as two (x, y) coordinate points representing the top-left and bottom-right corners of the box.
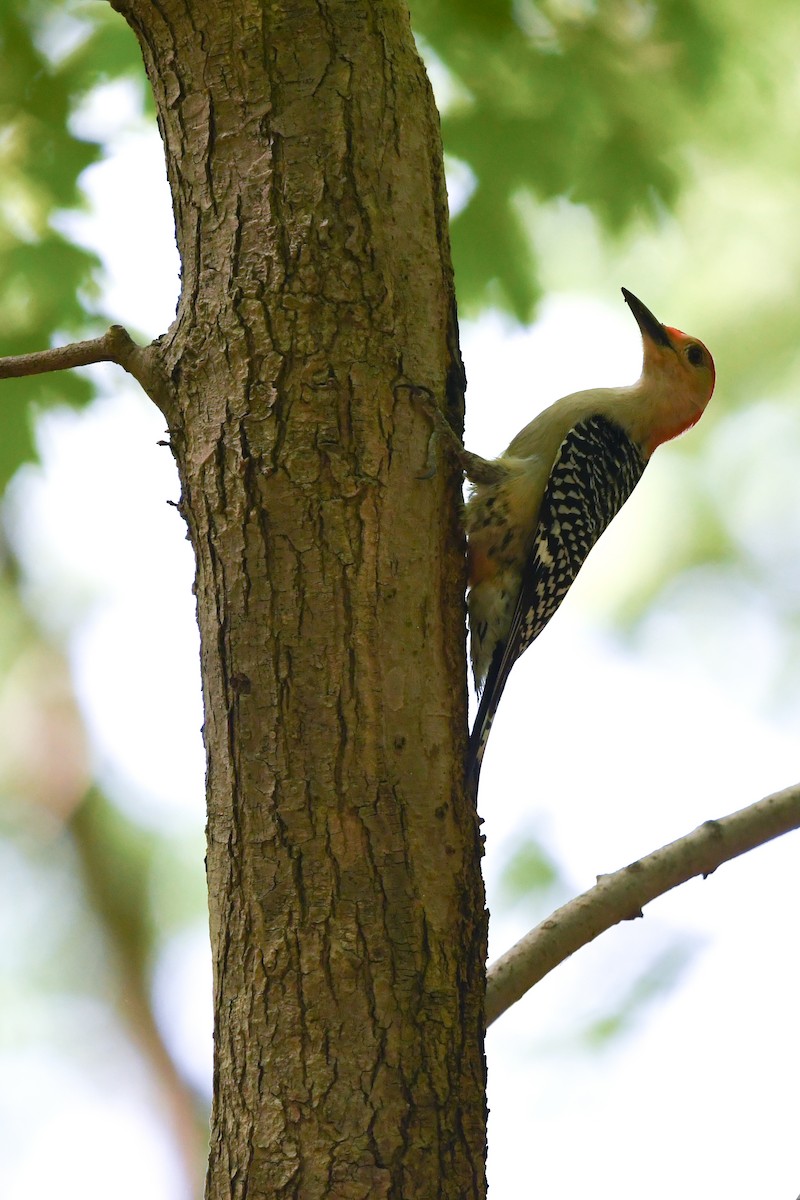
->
(4, 100), (800, 1200)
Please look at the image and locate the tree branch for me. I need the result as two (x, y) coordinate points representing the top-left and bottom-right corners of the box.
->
(486, 782), (800, 1026)
(0, 326), (170, 409)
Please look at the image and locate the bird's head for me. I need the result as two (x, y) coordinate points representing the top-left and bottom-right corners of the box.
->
(622, 287), (715, 454)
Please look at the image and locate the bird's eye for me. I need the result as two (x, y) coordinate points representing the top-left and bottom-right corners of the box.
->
(686, 344), (705, 367)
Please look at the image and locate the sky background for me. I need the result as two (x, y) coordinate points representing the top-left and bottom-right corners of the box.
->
(2, 78), (799, 1200)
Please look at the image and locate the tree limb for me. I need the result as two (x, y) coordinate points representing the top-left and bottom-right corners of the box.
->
(486, 782), (800, 1026)
(0, 325), (170, 408)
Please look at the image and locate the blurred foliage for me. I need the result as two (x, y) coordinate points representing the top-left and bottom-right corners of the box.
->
(0, 0), (143, 491)
(0, 557), (208, 1191)
(578, 943), (695, 1048)
(536, 942), (697, 1053)
(412, 0), (728, 317)
(496, 829), (567, 909)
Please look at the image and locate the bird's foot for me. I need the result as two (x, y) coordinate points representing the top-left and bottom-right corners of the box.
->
(399, 383), (501, 484)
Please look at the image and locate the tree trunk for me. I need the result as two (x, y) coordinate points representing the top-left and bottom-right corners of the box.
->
(109, 1), (487, 1195)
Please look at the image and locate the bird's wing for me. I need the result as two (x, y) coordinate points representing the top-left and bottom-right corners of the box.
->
(467, 414), (646, 793)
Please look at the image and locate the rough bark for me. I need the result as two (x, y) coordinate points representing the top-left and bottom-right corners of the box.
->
(108, 1), (487, 1196)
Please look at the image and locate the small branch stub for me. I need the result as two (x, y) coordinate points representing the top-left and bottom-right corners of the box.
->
(0, 326), (169, 410)
(486, 782), (800, 1026)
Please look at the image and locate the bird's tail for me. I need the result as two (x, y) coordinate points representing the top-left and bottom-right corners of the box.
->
(466, 640), (512, 800)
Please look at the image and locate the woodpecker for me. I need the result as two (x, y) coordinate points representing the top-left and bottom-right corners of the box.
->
(459, 289), (715, 795)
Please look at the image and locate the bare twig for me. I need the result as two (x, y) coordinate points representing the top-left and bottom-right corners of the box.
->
(486, 782), (800, 1026)
(0, 325), (169, 408)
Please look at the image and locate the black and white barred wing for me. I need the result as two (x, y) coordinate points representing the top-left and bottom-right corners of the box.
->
(468, 415), (646, 787)
(511, 414), (647, 659)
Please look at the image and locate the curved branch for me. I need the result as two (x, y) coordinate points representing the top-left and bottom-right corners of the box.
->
(0, 325), (171, 410)
(486, 782), (800, 1026)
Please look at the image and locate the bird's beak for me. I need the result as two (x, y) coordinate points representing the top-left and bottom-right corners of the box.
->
(621, 288), (673, 349)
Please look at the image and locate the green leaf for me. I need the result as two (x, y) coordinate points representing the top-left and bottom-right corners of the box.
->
(0, 1), (144, 491)
(412, 0), (731, 317)
(497, 832), (567, 907)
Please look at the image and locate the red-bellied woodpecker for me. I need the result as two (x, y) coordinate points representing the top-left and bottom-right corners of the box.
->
(427, 289), (715, 796)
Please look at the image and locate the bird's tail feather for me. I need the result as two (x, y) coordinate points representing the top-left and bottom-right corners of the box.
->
(466, 640), (512, 799)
